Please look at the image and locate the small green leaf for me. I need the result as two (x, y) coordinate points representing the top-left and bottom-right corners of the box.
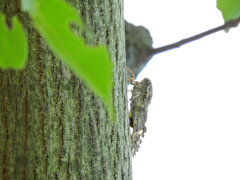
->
(22, 0), (114, 120)
(217, 0), (240, 22)
(0, 14), (28, 69)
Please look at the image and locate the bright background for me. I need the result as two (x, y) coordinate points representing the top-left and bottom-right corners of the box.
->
(124, 0), (240, 180)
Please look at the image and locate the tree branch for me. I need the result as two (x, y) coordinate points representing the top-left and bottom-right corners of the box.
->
(150, 17), (240, 56)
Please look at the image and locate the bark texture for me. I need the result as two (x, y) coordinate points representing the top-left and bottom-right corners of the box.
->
(0, 0), (131, 179)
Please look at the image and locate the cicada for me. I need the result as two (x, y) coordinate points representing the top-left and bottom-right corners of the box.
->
(129, 78), (153, 156)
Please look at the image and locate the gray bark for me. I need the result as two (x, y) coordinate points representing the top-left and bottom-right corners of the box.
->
(0, 0), (132, 179)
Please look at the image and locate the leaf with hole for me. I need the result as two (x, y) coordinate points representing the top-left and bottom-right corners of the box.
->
(22, 0), (114, 120)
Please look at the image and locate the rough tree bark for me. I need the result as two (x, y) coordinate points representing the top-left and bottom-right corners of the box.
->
(0, 0), (132, 179)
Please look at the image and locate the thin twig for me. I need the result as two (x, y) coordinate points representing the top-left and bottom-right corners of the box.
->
(150, 17), (240, 56)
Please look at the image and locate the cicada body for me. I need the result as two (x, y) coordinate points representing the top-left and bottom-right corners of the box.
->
(129, 78), (153, 155)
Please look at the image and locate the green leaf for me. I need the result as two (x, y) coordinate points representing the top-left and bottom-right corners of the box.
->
(0, 14), (28, 69)
(21, 0), (114, 121)
(217, 0), (240, 22)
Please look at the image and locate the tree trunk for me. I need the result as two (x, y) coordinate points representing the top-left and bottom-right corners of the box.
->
(0, 0), (132, 179)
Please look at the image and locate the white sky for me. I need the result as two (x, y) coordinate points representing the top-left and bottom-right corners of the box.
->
(124, 0), (240, 180)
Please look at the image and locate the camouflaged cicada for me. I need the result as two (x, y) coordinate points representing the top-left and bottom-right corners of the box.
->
(129, 78), (153, 156)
